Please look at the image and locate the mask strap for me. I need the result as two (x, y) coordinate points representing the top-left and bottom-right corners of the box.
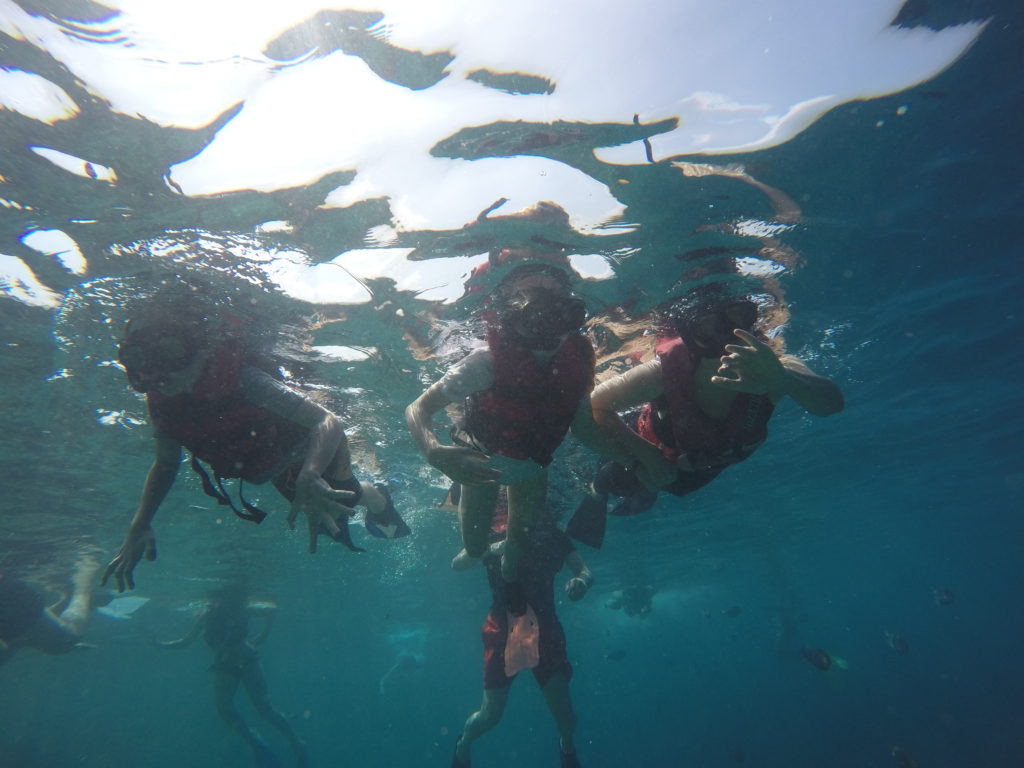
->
(190, 457), (267, 524)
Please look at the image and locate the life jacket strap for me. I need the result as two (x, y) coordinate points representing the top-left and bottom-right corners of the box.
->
(190, 456), (268, 524)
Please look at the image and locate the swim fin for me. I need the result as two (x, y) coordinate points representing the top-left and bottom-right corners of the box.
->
(609, 488), (658, 517)
(566, 491), (608, 549)
(439, 482), (462, 512)
(365, 483), (412, 539)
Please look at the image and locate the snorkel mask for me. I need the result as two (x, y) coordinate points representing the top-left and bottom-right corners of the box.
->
(501, 286), (585, 348)
(493, 263), (586, 350)
(501, 286), (586, 350)
(673, 296), (758, 358)
(118, 322), (199, 393)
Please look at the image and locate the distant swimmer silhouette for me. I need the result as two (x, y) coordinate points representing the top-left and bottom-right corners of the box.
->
(153, 583), (307, 768)
(884, 631), (910, 656)
(801, 646), (848, 672)
(379, 653), (419, 695)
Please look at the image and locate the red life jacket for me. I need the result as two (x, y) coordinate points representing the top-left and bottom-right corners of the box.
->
(636, 336), (773, 470)
(462, 328), (595, 466)
(147, 342), (307, 483)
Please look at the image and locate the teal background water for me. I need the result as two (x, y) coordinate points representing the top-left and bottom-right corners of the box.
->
(2, 2), (1022, 767)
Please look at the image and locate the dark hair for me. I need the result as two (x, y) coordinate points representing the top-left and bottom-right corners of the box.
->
(497, 263), (573, 295)
(665, 283), (758, 336)
(120, 280), (309, 386)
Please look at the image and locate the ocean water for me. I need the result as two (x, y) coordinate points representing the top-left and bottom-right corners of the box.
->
(1, 2), (1022, 767)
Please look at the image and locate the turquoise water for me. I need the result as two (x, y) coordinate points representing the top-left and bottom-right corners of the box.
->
(2, 2), (1022, 767)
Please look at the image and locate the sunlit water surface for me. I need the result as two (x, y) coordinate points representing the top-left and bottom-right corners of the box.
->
(1, 1), (1022, 767)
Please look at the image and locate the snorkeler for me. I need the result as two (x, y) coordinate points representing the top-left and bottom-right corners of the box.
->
(891, 745), (923, 768)
(801, 645), (848, 673)
(405, 248), (629, 582)
(154, 583), (306, 768)
(1, 554), (100, 666)
(605, 584), (656, 617)
(568, 283), (843, 547)
(801, 646), (833, 671)
(103, 287), (409, 591)
(885, 631), (910, 655)
(450, 511), (593, 768)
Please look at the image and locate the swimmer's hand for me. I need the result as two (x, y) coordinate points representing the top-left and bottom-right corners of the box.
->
(288, 471), (359, 554)
(565, 576), (591, 601)
(101, 525), (157, 593)
(451, 548), (481, 571)
(488, 539), (507, 558)
(427, 445), (502, 485)
(711, 329), (786, 395)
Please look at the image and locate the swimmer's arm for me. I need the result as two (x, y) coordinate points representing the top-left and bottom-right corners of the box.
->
(715, 331), (843, 416)
(153, 613), (204, 649)
(273, 398), (359, 550)
(406, 383), (499, 484)
(405, 382), (454, 462)
(288, 399), (350, 483)
(130, 436), (182, 531)
(776, 356), (845, 417)
(564, 550), (593, 601)
(588, 362), (669, 468)
(101, 436), (180, 591)
(569, 397), (634, 467)
(240, 369), (353, 479)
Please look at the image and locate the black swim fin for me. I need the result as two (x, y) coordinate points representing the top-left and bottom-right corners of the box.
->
(609, 489), (658, 517)
(365, 483), (412, 539)
(566, 492), (608, 549)
(439, 482), (462, 511)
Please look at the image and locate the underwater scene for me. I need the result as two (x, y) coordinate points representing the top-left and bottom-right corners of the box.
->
(1, 1), (1022, 767)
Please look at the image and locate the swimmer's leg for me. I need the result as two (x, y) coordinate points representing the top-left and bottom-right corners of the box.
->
(455, 686), (510, 766)
(242, 658), (307, 768)
(458, 482), (501, 565)
(504, 474), (548, 581)
(540, 672), (579, 764)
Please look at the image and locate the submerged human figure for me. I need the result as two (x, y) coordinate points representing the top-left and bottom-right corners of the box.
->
(405, 249), (628, 581)
(605, 583), (656, 617)
(569, 284), (844, 546)
(154, 584), (306, 768)
(103, 289), (409, 591)
(450, 514), (593, 768)
(0, 554), (100, 666)
(801, 646), (833, 672)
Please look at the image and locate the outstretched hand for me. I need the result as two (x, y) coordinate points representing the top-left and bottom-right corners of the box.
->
(565, 576), (590, 601)
(428, 444), (502, 485)
(101, 526), (157, 593)
(711, 329), (788, 396)
(288, 474), (359, 553)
